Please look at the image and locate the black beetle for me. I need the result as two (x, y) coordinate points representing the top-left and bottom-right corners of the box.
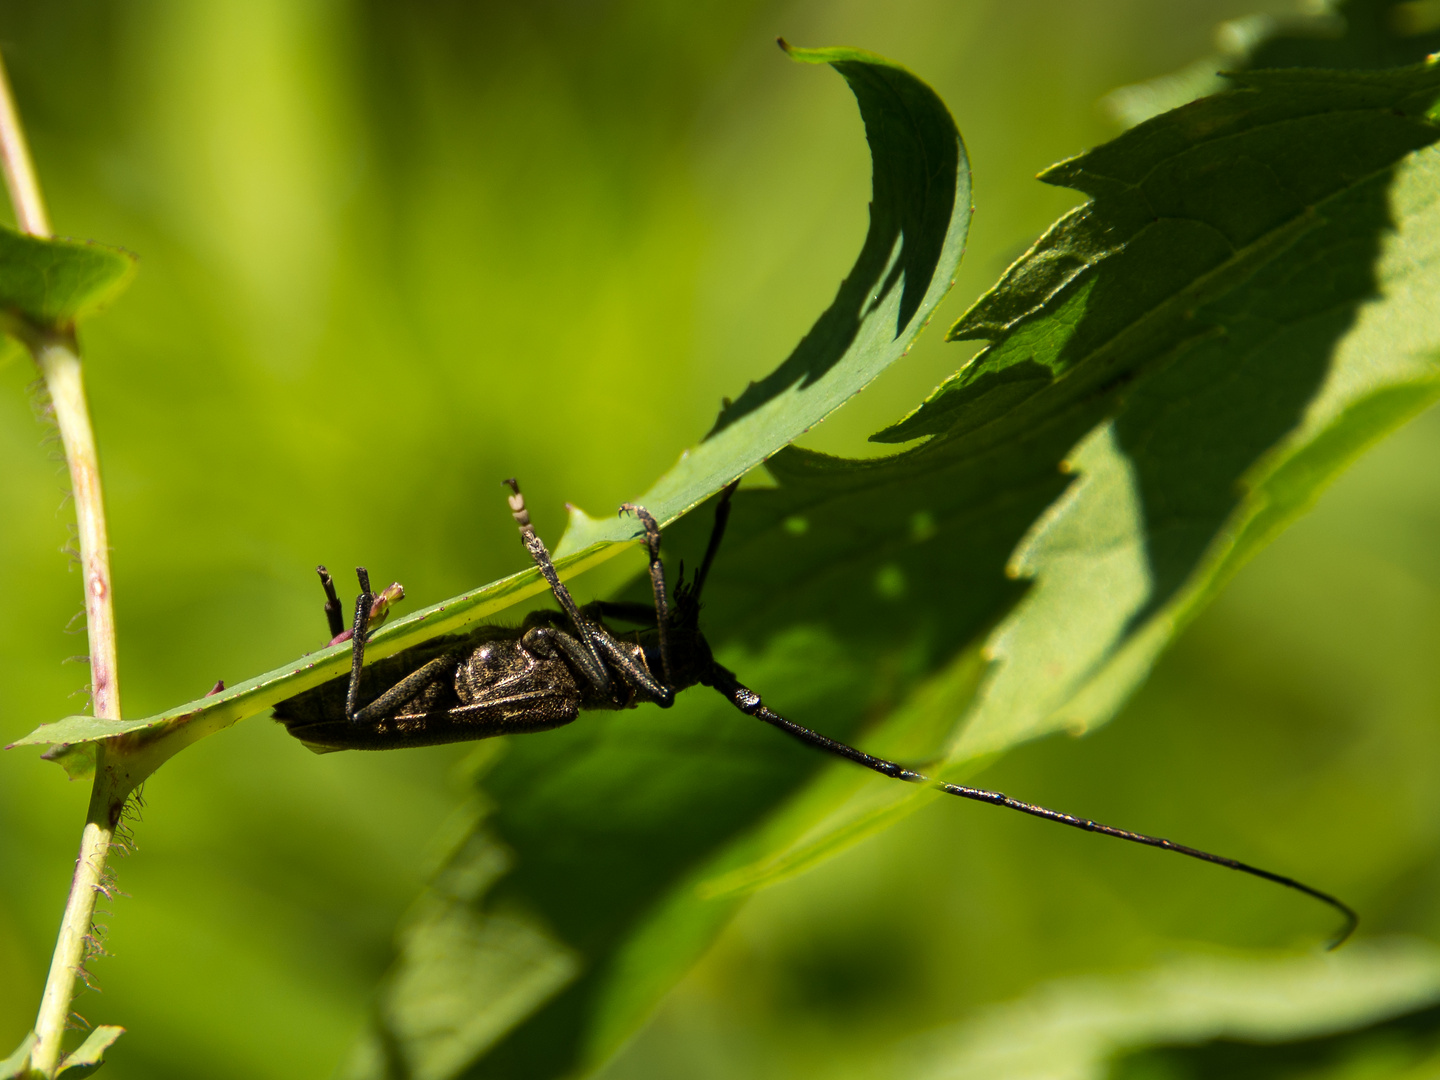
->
(273, 478), (1356, 945)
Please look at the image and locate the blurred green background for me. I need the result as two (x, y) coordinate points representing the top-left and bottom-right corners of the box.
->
(3, 1), (1438, 1077)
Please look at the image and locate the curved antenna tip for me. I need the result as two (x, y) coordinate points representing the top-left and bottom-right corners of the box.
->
(1325, 906), (1360, 951)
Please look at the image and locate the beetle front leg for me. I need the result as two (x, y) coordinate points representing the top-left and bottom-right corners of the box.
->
(522, 626), (611, 695)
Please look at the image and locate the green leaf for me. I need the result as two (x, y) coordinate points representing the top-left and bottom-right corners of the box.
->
(9, 41), (969, 800)
(875, 62), (1440, 748)
(1103, 0), (1440, 128)
(902, 940), (1440, 1080)
(55, 1026), (124, 1079)
(350, 60), (1440, 1080)
(553, 41), (970, 555)
(712, 60), (1440, 893)
(0, 1033), (35, 1080)
(326, 46), (971, 1080)
(0, 227), (136, 331)
(7, 548), (616, 783)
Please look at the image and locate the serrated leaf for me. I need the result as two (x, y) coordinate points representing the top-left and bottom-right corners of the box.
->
(55, 1026), (124, 1079)
(351, 60), (1440, 1080)
(0, 1033), (35, 1080)
(708, 61), (1440, 893)
(0, 227), (136, 330)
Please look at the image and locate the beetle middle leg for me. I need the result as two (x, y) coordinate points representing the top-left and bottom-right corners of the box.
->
(334, 566), (417, 724)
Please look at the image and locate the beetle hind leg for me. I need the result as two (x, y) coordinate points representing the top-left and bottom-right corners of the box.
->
(352, 652), (463, 725)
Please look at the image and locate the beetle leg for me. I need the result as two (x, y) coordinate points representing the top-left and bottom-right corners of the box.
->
(316, 565), (346, 641)
(352, 653), (462, 725)
(345, 567), (374, 723)
(504, 479), (611, 693)
(523, 624), (671, 706)
(592, 632), (672, 705)
(686, 479), (740, 606)
(618, 503), (672, 686)
(521, 626), (610, 693)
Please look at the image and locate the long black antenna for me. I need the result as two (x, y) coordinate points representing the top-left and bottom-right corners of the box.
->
(705, 664), (1358, 949)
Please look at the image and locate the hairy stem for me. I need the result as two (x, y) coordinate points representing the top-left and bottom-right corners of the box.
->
(35, 332), (121, 719)
(0, 51), (123, 1078)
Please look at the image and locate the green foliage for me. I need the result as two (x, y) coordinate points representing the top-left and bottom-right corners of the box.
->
(557, 42), (969, 554)
(0, 227), (134, 332)
(904, 940), (1440, 1079)
(11, 42), (970, 793)
(342, 55), (1440, 1080)
(1104, 0), (1440, 126)
(5, 3), (1440, 1080)
(55, 1027), (124, 1079)
(872, 61), (1440, 759)
(0, 1033), (35, 1080)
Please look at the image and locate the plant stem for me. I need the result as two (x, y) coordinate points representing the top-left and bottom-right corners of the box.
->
(35, 332), (122, 720)
(0, 56), (49, 236)
(0, 50), (123, 1078)
(31, 766), (122, 1078)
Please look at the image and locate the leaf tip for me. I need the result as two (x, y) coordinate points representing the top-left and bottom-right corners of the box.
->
(57, 1024), (124, 1078)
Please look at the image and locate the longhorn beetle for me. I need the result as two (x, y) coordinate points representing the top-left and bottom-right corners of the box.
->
(273, 478), (1358, 946)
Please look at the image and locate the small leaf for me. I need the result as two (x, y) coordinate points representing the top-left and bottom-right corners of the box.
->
(55, 1026), (124, 1079)
(0, 227), (136, 330)
(0, 1033), (36, 1080)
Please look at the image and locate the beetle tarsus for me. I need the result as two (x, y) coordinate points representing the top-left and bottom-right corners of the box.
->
(317, 565), (345, 640)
